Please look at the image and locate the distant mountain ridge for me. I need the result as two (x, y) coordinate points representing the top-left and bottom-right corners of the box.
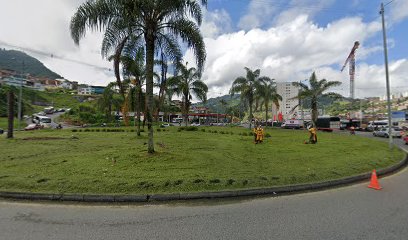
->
(194, 94), (242, 113)
(0, 49), (62, 79)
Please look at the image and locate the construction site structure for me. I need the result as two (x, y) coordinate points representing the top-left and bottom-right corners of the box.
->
(341, 41), (360, 99)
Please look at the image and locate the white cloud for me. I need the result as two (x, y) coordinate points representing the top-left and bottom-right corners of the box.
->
(390, 0), (408, 23)
(201, 8), (233, 38)
(317, 59), (408, 98)
(0, 0), (115, 84)
(238, 0), (278, 30)
(185, 15), (387, 99)
(274, 0), (336, 26)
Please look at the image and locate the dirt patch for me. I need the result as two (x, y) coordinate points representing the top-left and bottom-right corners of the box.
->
(22, 137), (66, 141)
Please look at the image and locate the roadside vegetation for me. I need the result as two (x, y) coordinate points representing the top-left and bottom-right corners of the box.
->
(0, 128), (403, 195)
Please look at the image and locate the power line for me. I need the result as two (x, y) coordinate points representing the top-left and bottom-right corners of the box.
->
(0, 40), (113, 73)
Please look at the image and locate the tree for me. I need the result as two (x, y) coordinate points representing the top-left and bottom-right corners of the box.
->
(70, 0), (207, 153)
(230, 67), (263, 129)
(97, 82), (122, 123)
(121, 47), (146, 136)
(168, 63), (208, 126)
(256, 77), (282, 123)
(292, 72), (342, 127)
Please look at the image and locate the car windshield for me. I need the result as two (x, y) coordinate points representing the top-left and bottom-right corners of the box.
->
(40, 118), (51, 123)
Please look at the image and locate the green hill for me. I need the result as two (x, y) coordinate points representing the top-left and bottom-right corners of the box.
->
(194, 94), (242, 113)
(0, 49), (62, 79)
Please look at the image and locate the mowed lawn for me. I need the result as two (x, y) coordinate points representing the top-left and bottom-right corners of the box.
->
(0, 127), (404, 195)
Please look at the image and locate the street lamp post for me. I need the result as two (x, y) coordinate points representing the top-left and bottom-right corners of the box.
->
(380, 2), (393, 149)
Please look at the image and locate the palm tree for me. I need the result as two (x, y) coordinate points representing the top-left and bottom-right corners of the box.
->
(230, 67), (263, 129)
(168, 63), (208, 126)
(256, 77), (282, 123)
(70, 0), (206, 153)
(292, 72), (342, 127)
(97, 82), (122, 123)
(121, 47), (146, 136)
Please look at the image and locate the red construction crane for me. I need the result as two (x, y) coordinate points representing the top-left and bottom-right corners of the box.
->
(341, 41), (360, 99)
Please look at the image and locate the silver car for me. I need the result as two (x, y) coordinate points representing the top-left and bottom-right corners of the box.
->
(373, 127), (402, 138)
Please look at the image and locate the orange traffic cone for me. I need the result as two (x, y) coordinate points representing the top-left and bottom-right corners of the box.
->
(368, 169), (382, 190)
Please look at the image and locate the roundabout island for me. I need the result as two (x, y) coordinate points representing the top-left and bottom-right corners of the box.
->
(0, 127), (405, 202)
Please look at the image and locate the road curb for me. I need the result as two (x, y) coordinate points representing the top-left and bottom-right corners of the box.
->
(1, 149), (406, 203)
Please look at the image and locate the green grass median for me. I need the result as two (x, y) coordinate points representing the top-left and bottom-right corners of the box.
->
(0, 127), (404, 195)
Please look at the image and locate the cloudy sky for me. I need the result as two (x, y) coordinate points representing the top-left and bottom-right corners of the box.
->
(0, 0), (407, 99)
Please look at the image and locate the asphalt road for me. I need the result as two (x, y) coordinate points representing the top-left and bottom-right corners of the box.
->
(0, 131), (407, 240)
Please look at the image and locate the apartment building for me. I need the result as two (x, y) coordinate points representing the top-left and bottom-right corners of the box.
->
(274, 82), (300, 120)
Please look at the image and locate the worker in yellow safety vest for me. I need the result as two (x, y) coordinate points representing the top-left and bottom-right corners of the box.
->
(253, 125), (264, 144)
(308, 126), (317, 144)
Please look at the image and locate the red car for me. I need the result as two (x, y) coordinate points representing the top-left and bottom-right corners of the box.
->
(404, 136), (408, 145)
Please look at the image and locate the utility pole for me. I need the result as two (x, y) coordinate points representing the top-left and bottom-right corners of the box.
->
(380, 2), (393, 148)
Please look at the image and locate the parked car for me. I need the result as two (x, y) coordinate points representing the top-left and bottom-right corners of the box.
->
(191, 123), (200, 126)
(24, 123), (43, 131)
(373, 127), (403, 138)
(37, 111), (46, 116)
(160, 123), (173, 128)
(403, 136), (408, 145)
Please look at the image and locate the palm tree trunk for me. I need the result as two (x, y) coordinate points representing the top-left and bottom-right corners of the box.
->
(7, 91), (14, 139)
(265, 102), (268, 123)
(145, 37), (155, 153)
(249, 99), (253, 129)
(183, 95), (188, 127)
(136, 86), (141, 136)
(311, 98), (318, 127)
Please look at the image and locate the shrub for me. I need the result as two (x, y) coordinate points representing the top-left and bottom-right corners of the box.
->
(71, 129), (77, 132)
(242, 179), (249, 185)
(193, 179), (205, 184)
(157, 128), (161, 132)
(174, 180), (183, 185)
(95, 129), (100, 132)
(242, 132), (247, 136)
(265, 133), (271, 138)
(213, 130), (218, 133)
(209, 179), (221, 184)
(201, 129), (206, 132)
(164, 181), (171, 187)
(226, 179), (235, 185)
(186, 126), (198, 131)
(220, 131), (225, 134)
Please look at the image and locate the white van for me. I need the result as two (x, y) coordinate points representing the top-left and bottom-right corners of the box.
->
(172, 117), (183, 123)
(32, 115), (52, 128)
(367, 120), (388, 131)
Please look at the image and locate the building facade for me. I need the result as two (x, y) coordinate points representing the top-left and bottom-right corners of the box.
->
(273, 82), (300, 120)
